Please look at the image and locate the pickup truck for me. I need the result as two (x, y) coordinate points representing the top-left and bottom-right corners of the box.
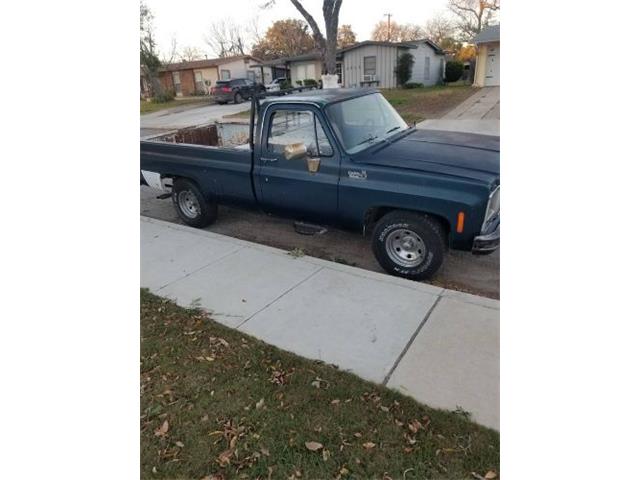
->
(140, 88), (499, 280)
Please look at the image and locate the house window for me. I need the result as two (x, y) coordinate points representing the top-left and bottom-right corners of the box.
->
(363, 56), (376, 77)
(247, 70), (256, 81)
(172, 71), (182, 95)
(424, 57), (430, 80)
(336, 63), (342, 84)
(220, 69), (230, 80)
(194, 71), (204, 93)
(267, 110), (333, 157)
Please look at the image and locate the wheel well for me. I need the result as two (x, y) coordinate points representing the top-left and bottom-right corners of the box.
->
(166, 175), (216, 202)
(364, 207), (451, 238)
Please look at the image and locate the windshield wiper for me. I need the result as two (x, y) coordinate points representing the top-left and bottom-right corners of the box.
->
(355, 134), (379, 147)
(385, 126), (401, 134)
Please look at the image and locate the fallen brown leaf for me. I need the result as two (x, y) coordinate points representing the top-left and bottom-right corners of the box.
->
(217, 448), (234, 467)
(485, 471), (498, 479)
(362, 442), (376, 449)
(305, 441), (323, 451)
(154, 420), (169, 437)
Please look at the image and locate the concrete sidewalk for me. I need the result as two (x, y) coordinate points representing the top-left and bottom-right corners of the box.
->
(141, 217), (499, 430)
(417, 87), (500, 136)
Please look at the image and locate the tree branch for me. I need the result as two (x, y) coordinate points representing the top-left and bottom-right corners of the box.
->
(290, 0), (326, 48)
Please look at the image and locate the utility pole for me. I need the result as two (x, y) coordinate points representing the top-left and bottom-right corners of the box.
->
(383, 13), (392, 41)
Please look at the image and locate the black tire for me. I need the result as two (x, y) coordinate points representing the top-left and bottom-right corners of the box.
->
(233, 92), (242, 104)
(216, 101), (226, 105)
(172, 178), (217, 228)
(371, 211), (446, 280)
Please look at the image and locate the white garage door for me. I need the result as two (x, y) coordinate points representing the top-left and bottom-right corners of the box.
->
(485, 45), (500, 86)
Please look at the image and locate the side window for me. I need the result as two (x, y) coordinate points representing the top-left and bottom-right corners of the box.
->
(267, 110), (334, 157)
(363, 56), (376, 76)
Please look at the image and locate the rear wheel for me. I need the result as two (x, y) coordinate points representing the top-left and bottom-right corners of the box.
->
(234, 92), (242, 104)
(172, 178), (217, 228)
(372, 211), (446, 280)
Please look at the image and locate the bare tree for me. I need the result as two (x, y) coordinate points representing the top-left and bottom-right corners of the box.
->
(448, 0), (499, 40)
(424, 14), (456, 45)
(205, 19), (248, 58)
(371, 21), (425, 42)
(160, 36), (178, 65)
(180, 46), (205, 62)
(263, 0), (343, 75)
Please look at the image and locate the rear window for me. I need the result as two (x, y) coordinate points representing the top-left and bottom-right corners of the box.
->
(215, 81), (230, 87)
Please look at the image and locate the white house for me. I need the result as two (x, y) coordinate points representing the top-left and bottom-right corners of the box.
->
(337, 40), (445, 88)
(472, 24), (500, 87)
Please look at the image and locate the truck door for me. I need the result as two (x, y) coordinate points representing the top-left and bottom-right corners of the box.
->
(256, 104), (340, 221)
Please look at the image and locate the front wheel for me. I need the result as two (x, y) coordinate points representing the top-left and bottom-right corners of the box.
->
(372, 211), (446, 280)
(172, 178), (217, 228)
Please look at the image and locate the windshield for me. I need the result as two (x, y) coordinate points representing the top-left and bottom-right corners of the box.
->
(325, 93), (409, 154)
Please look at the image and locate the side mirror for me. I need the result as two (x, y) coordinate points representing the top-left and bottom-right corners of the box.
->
(283, 143), (307, 161)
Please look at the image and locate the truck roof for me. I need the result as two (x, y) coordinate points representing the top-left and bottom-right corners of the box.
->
(262, 87), (377, 108)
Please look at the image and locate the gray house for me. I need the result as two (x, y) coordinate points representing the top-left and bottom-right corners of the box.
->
(337, 39), (445, 88)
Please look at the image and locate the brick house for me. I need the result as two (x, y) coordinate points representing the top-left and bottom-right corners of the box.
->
(141, 55), (268, 98)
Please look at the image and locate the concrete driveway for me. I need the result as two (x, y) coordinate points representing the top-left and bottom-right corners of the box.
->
(417, 87), (500, 136)
(140, 100), (249, 132)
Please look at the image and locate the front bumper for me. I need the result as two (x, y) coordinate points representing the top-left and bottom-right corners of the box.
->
(472, 216), (500, 254)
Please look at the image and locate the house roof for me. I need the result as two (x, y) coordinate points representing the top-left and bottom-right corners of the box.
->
(258, 51), (323, 67)
(403, 38), (445, 55)
(159, 55), (264, 72)
(337, 40), (418, 54)
(473, 24), (500, 44)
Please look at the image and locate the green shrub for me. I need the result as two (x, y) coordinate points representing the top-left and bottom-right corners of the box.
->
(445, 61), (464, 83)
(281, 80), (292, 90)
(303, 78), (318, 87)
(152, 89), (175, 103)
(295, 80), (303, 86)
(395, 52), (415, 86)
(403, 82), (423, 89)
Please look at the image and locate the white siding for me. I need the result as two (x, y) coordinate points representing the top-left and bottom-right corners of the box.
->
(407, 42), (444, 86)
(342, 45), (400, 88)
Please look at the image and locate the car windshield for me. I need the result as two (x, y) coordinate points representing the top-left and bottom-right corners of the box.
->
(325, 93), (409, 154)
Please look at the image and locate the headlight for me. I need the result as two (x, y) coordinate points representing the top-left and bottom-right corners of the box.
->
(482, 186), (500, 229)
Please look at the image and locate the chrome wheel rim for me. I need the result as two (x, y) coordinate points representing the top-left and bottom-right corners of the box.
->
(177, 190), (201, 219)
(385, 228), (426, 268)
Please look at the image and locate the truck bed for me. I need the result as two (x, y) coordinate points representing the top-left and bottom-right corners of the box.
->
(140, 121), (256, 206)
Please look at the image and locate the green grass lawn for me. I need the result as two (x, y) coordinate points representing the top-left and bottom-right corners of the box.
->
(381, 85), (476, 124)
(140, 97), (211, 115)
(141, 289), (499, 479)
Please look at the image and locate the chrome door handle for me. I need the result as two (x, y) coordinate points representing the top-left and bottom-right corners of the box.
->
(261, 157), (278, 163)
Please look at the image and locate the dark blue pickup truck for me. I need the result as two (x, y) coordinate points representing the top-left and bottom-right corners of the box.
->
(140, 88), (499, 280)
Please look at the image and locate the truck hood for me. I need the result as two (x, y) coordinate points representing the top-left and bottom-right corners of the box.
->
(355, 128), (500, 185)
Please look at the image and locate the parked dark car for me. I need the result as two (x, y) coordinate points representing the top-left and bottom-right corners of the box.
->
(141, 89), (499, 280)
(211, 78), (266, 104)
